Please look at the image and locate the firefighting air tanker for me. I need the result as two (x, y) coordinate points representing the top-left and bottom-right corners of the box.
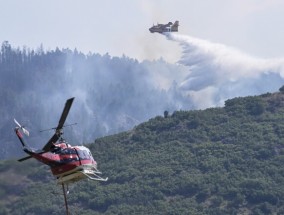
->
(149, 21), (179, 33)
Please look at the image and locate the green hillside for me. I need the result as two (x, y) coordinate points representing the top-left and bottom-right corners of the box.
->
(2, 91), (284, 214)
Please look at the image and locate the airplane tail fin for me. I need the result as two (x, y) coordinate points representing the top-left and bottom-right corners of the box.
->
(171, 21), (179, 32)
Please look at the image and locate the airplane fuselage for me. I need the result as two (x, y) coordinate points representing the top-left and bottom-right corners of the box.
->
(149, 21), (179, 33)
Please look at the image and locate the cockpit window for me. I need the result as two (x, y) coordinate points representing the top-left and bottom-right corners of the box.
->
(61, 148), (77, 155)
(77, 150), (90, 160)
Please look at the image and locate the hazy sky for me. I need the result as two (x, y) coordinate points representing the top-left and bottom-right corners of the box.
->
(1, 0), (284, 63)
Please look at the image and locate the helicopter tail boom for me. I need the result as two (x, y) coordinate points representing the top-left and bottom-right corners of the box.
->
(14, 127), (28, 148)
(15, 128), (33, 162)
(14, 119), (38, 162)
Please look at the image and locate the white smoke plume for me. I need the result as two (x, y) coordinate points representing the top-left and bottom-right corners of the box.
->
(3, 35), (284, 158)
(166, 33), (284, 109)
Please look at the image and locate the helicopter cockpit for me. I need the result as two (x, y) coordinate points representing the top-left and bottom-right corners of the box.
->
(76, 146), (94, 161)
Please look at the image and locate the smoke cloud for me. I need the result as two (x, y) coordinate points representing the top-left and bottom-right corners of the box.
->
(166, 33), (284, 108)
(3, 34), (284, 159)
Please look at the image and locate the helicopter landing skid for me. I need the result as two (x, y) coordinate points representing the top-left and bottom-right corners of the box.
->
(57, 168), (108, 184)
(81, 169), (108, 182)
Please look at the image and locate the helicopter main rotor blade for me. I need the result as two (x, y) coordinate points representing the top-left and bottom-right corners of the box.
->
(18, 155), (32, 162)
(42, 133), (59, 151)
(42, 97), (75, 151)
(57, 97), (74, 130)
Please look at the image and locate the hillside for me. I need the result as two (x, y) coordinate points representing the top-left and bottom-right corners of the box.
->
(0, 41), (189, 159)
(2, 90), (284, 214)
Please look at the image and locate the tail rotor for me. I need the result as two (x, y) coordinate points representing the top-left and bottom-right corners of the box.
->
(14, 118), (30, 136)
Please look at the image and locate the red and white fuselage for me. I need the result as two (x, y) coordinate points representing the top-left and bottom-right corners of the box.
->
(14, 97), (107, 184)
(32, 142), (96, 176)
(16, 128), (107, 184)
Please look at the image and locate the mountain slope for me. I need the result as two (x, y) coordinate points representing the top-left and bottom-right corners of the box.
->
(2, 90), (284, 214)
(0, 41), (189, 159)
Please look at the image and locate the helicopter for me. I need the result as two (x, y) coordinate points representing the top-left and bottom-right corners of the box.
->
(14, 97), (108, 214)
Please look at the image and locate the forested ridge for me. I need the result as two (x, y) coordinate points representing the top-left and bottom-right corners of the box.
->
(1, 90), (284, 214)
(0, 41), (188, 159)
